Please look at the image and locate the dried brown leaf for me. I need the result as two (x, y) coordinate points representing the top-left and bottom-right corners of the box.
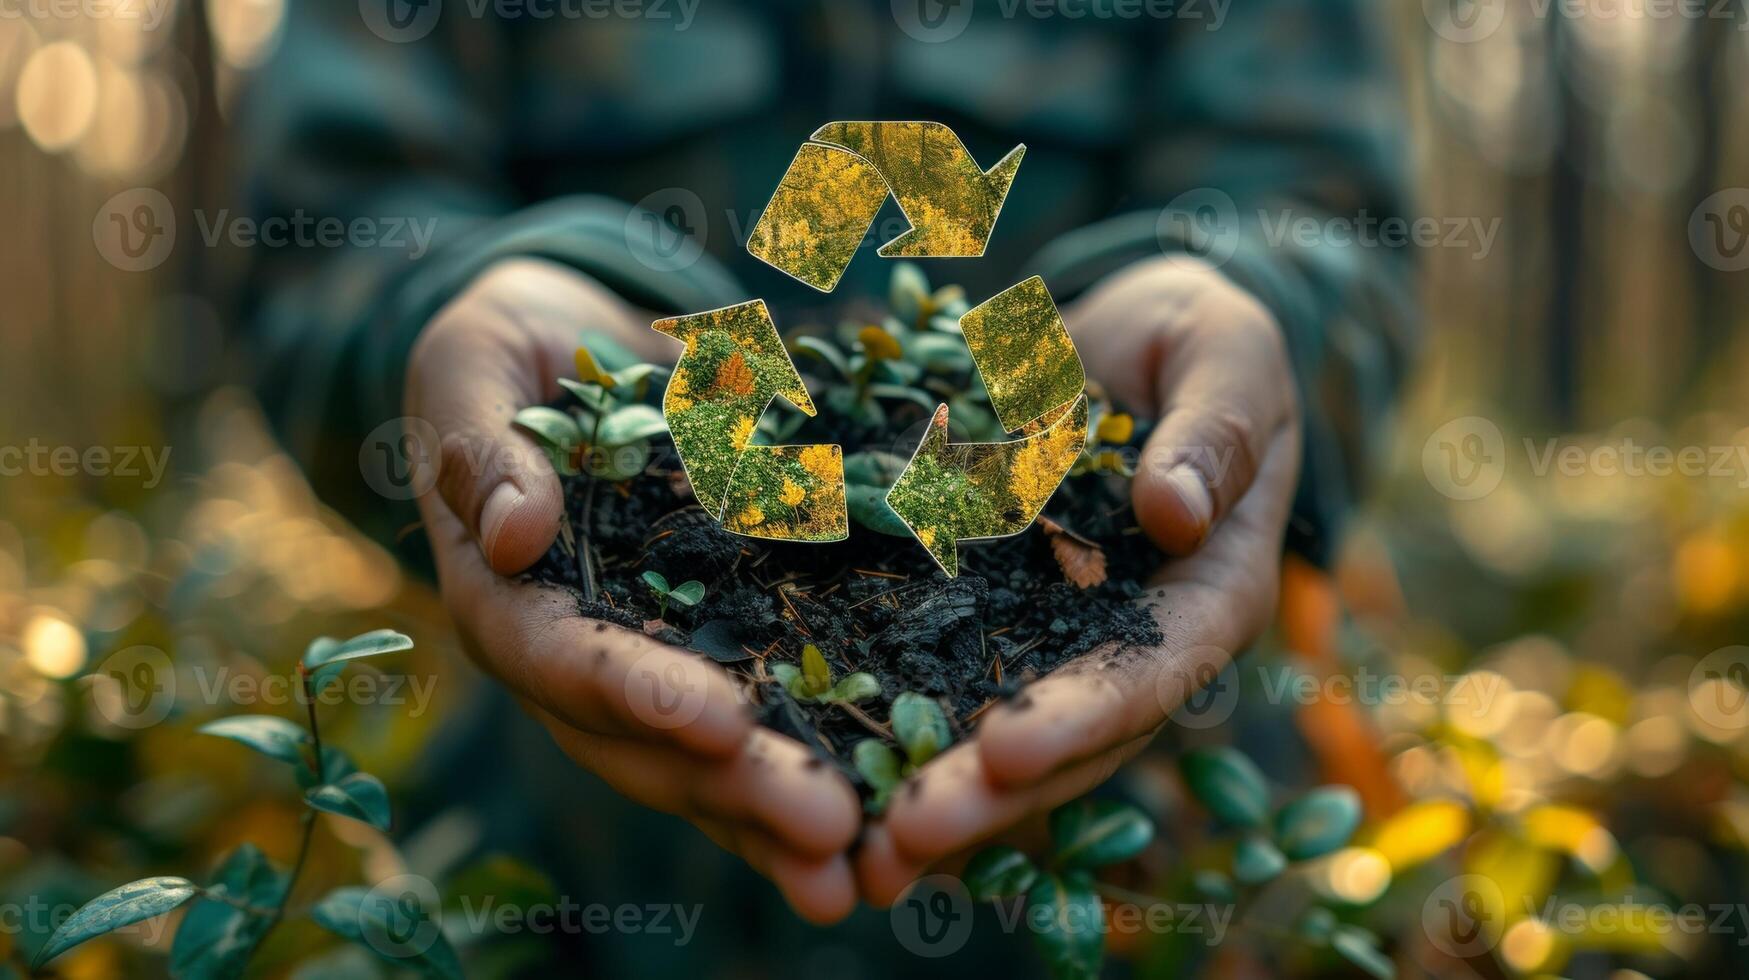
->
(1038, 515), (1108, 589)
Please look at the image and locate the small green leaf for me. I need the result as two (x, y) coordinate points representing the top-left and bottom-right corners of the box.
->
(666, 580), (706, 608)
(1026, 872), (1104, 980)
(1273, 784), (1364, 861)
(597, 404), (668, 446)
(608, 362), (661, 399)
(890, 262), (930, 325)
(866, 383), (939, 415)
(1049, 800), (1154, 870)
(33, 878), (198, 968)
(1330, 925), (1395, 980)
(1275, 786), (1362, 861)
(791, 335), (852, 382)
(296, 744), (358, 790)
(853, 740), (902, 812)
(1233, 833), (1287, 885)
(306, 772), (393, 832)
(963, 846), (1038, 901)
(198, 715), (308, 766)
(172, 844), (286, 980)
(891, 692), (950, 767)
(800, 644), (833, 697)
(1192, 869), (1235, 903)
(1180, 747), (1271, 829)
(1298, 906), (1338, 944)
(302, 629), (413, 674)
(905, 333), (974, 373)
(847, 483), (915, 537)
(641, 570), (671, 595)
(830, 672), (881, 704)
(310, 886), (462, 980)
(770, 663), (800, 690)
(512, 406), (584, 452)
(593, 438), (651, 480)
(558, 378), (614, 413)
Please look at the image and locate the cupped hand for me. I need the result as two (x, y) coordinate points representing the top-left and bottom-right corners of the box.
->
(406, 258), (861, 923)
(858, 256), (1304, 903)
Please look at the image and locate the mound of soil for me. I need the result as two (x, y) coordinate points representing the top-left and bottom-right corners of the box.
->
(529, 409), (1165, 797)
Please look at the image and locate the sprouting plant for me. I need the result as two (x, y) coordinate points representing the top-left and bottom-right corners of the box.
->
(852, 691), (951, 812)
(1071, 405), (1138, 478)
(33, 630), (464, 980)
(514, 344), (669, 484)
(961, 798), (1154, 980)
(1175, 747), (1388, 979)
(518, 344), (670, 601)
(771, 643), (880, 707)
(951, 746), (1381, 980)
(642, 570), (705, 620)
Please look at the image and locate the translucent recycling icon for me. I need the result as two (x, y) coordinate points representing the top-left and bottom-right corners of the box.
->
(651, 121), (1088, 576)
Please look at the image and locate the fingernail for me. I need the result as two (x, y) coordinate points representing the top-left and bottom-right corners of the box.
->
(479, 483), (524, 563)
(1165, 464), (1214, 530)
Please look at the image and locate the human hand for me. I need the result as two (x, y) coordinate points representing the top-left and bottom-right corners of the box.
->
(857, 256), (1303, 902)
(406, 258), (861, 922)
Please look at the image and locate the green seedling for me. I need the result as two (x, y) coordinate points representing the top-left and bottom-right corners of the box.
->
(852, 691), (952, 812)
(770, 643), (880, 707)
(34, 630), (464, 980)
(641, 570), (705, 620)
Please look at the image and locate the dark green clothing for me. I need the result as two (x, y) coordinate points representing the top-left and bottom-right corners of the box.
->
(239, 0), (1415, 571)
(234, 2), (1415, 975)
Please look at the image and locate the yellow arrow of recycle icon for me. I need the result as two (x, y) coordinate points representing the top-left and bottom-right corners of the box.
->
(652, 122), (1087, 576)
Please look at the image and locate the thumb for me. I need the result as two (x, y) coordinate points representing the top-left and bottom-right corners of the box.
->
(409, 323), (567, 576)
(1133, 403), (1268, 557)
(436, 419), (564, 575)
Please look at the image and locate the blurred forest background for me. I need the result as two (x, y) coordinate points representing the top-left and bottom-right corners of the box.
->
(2, 1), (1749, 977)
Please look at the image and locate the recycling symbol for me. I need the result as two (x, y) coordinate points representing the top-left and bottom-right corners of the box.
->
(652, 121), (1089, 577)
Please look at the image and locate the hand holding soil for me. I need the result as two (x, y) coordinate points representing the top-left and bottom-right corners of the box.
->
(406, 258), (865, 923)
(859, 256), (1304, 903)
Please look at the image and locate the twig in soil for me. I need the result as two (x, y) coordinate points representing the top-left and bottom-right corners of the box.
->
(964, 697), (1000, 725)
(848, 580), (931, 610)
(577, 413), (605, 602)
(777, 585), (814, 637)
(837, 700), (894, 740)
(853, 567), (905, 580)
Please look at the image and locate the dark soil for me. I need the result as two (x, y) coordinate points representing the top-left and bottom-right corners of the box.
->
(528, 405), (1165, 797)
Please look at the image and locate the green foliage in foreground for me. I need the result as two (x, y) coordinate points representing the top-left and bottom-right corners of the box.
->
(32, 630), (463, 979)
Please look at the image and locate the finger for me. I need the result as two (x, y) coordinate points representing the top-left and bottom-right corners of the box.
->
(426, 498), (751, 755)
(1133, 316), (1293, 556)
(854, 824), (925, 908)
(534, 709), (859, 858)
(857, 818), (1050, 908)
(696, 817), (859, 925)
(882, 734), (1152, 868)
(979, 423), (1300, 786)
(408, 313), (570, 575)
